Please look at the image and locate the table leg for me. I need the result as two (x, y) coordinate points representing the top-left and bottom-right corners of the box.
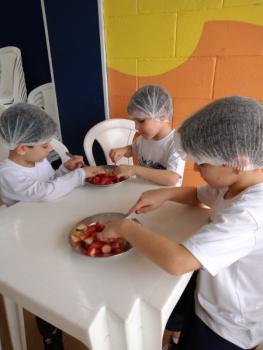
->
(88, 301), (163, 350)
(3, 296), (27, 350)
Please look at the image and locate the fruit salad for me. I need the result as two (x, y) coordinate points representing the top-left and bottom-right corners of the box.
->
(69, 221), (131, 257)
(87, 172), (125, 186)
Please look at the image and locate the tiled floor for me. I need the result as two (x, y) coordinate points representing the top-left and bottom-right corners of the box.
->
(0, 295), (88, 350)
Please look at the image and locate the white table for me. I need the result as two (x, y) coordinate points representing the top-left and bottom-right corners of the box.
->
(0, 178), (209, 350)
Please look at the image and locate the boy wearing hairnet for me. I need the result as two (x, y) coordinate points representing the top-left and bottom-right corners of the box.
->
(109, 85), (185, 186)
(0, 103), (104, 349)
(0, 103), (104, 206)
(99, 96), (263, 350)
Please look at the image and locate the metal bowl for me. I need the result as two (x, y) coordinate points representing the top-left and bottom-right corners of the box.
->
(69, 212), (135, 258)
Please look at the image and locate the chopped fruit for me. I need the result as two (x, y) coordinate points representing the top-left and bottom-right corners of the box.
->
(87, 172), (125, 186)
(101, 244), (112, 254)
(69, 220), (131, 257)
(70, 235), (81, 247)
(111, 241), (121, 250)
(93, 221), (105, 232)
(76, 223), (88, 231)
(84, 237), (94, 245)
(91, 241), (104, 249)
(87, 246), (99, 257)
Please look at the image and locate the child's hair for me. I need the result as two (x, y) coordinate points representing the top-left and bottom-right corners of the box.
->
(177, 95), (263, 171)
(127, 84), (173, 120)
(0, 103), (57, 150)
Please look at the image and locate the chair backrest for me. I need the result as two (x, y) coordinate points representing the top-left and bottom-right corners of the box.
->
(0, 137), (69, 164)
(0, 104), (8, 161)
(28, 82), (61, 140)
(0, 46), (27, 105)
(83, 118), (136, 165)
(50, 138), (70, 164)
(0, 104), (8, 207)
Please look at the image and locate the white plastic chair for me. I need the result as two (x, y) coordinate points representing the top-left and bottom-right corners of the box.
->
(0, 46), (27, 105)
(28, 82), (61, 140)
(83, 118), (136, 165)
(50, 138), (70, 164)
(0, 104), (8, 208)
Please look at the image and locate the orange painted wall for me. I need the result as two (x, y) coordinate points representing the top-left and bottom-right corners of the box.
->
(104, 3), (263, 186)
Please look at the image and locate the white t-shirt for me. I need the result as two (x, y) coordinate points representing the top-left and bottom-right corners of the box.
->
(132, 130), (185, 186)
(0, 158), (85, 206)
(182, 183), (263, 349)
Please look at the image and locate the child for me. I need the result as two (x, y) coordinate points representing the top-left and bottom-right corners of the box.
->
(99, 96), (263, 350)
(0, 103), (105, 349)
(109, 84), (185, 186)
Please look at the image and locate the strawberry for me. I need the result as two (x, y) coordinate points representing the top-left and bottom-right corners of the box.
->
(70, 235), (81, 247)
(86, 246), (98, 257)
(93, 222), (105, 232)
(111, 241), (121, 250)
(84, 237), (94, 245)
(91, 241), (103, 249)
(101, 244), (112, 254)
(79, 230), (92, 240)
(76, 223), (88, 231)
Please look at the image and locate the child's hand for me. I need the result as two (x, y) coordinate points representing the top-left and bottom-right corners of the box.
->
(64, 155), (84, 170)
(115, 165), (136, 178)
(97, 219), (136, 242)
(109, 147), (126, 163)
(97, 220), (124, 241)
(129, 188), (169, 214)
(83, 166), (106, 178)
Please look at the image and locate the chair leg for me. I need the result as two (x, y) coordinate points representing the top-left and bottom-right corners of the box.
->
(3, 296), (27, 350)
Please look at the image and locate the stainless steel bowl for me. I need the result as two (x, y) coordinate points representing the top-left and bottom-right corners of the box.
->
(69, 212), (136, 258)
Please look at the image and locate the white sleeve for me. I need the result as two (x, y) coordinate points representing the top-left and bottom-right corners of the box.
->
(182, 206), (257, 276)
(166, 142), (185, 177)
(53, 164), (71, 177)
(131, 137), (140, 156)
(0, 168), (85, 203)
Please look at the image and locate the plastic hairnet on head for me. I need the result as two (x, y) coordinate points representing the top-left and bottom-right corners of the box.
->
(177, 96), (263, 171)
(127, 84), (173, 120)
(0, 103), (57, 150)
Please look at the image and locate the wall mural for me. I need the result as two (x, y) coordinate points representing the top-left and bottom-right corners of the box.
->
(104, 0), (263, 185)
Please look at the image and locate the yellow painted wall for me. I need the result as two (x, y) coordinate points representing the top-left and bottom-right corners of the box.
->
(104, 0), (263, 186)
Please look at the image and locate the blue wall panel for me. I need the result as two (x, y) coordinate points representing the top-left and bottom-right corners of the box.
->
(43, 0), (105, 156)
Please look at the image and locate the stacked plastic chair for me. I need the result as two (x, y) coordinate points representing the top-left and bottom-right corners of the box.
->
(28, 82), (64, 164)
(0, 104), (8, 208)
(0, 46), (27, 106)
(27, 82), (60, 129)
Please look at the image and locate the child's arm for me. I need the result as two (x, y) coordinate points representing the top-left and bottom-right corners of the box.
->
(129, 187), (200, 214)
(98, 219), (202, 275)
(0, 163), (105, 203)
(109, 145), (133, 164)
(53, 155), (85, 177)
(115, 165), (180, 186)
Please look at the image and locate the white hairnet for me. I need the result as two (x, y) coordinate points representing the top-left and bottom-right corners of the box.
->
(177, 96), (263, 171)
(127, 84), (173, 120)
(0, 103), (57, 150)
